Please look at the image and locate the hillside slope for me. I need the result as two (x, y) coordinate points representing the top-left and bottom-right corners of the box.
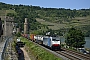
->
(0, 2), (90, 36)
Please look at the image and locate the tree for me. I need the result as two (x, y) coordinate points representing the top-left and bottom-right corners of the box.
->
(65, 28), (86, 49)
(15, 32), (21, 37)
(7, 13), (15, 17)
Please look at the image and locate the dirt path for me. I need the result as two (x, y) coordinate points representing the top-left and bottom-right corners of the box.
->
(20, 47), (31, 60)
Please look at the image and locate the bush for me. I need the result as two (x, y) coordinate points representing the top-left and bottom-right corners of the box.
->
(15, 32), (21, 37)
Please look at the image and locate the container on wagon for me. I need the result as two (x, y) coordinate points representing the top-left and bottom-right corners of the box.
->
(24, 34), (28, 38)
(27, 34), (30, 39)
(36, 35), (43, 44)
(30, 34), (36, 41)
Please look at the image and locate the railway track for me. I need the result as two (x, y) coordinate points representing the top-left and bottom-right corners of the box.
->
(56, 51), (81, 60)
(60, 48), (90, 60)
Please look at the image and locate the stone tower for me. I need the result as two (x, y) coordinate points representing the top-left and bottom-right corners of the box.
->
(4, 17), (14, 36)
(17, 28), (20, 33)
(24, 18), (28, 34)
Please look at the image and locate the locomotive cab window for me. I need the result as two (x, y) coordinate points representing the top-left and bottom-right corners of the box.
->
(52, 39), (59, 41)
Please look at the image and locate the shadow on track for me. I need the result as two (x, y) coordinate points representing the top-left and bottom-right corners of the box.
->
(18, 48), (25, 60)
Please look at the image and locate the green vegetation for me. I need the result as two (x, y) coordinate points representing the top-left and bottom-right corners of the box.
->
(15, 32), (21, 37)
(0, 10), (6, 16)
(65, 27), (86, 49)
(0, 2), (90, 36)
(20, 37), (62, 60)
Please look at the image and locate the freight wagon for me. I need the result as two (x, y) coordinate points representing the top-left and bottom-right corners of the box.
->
(30, 34), (36, 41)
(27, 34), (30, 39)
(35, 35), (43, 44)
(24, 34), (28, 38)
